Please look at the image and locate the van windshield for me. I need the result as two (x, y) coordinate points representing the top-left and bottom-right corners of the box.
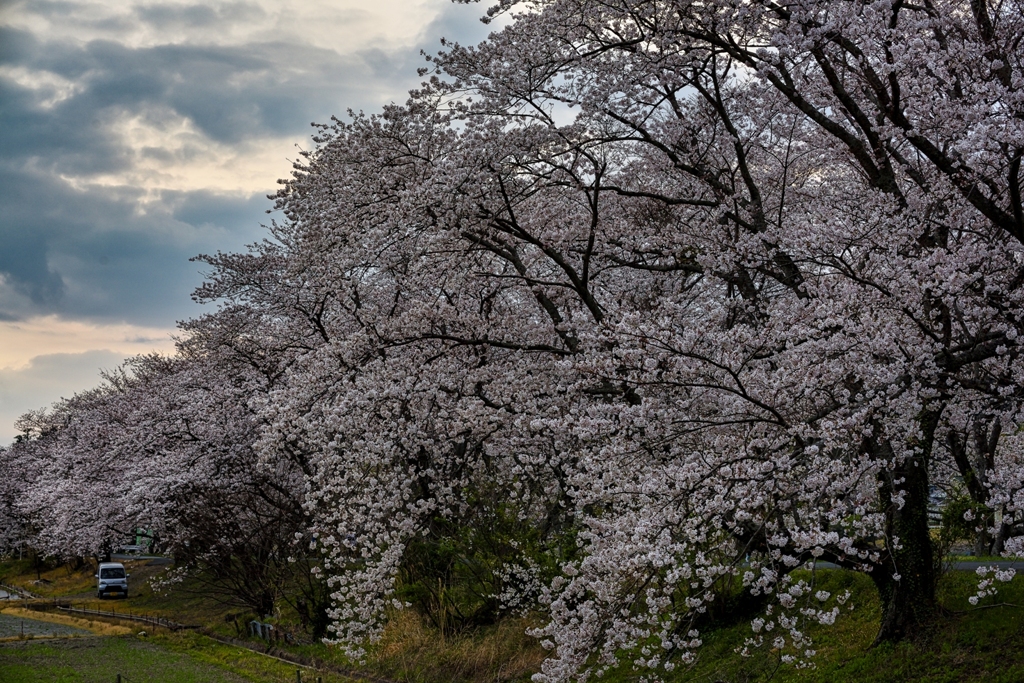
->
(100, 568), (126, 579)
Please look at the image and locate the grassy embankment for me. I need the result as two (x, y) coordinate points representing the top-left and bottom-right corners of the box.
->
(650, 569), (1024, 683)
(0, 556), (542, 682)
(3, 556), (1024, 682)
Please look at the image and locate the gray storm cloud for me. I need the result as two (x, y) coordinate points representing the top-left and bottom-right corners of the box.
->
(0, 0), (493, 439)
(0, 0), (491, 325)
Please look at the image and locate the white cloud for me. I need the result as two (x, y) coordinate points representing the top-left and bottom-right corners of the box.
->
(64, 105), (304, 198)
(4, 0), (442, 52)
(0, 317), (179, 442)
(0, 315), (177, 371)
(0, 65), (87, 109)
(0, 0), (490, 440)
(4, 1), (458, 214)
(0, 350), (132, 442)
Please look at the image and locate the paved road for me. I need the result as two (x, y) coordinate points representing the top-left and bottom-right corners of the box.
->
(811, 559), (1020, 571)
(110, 554), (173, 565)
(947, 559), (1020, 571)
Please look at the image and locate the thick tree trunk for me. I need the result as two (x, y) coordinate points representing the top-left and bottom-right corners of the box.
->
(255, 588), (276, 620)
(994, 510), (1009, 556)
(872, 449), (937, 642)
(871, 414), (940, 643)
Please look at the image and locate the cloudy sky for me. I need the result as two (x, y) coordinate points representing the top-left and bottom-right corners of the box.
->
(0, 0), (492, 441)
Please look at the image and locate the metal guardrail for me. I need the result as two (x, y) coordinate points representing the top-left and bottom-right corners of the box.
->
(56, 605), (192, 631)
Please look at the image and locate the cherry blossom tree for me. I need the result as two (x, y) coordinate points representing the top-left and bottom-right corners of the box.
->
(6, 0), (1024, 679)
(0, 441), (32, 558)
(12, 388), (145, 561)
(4, 347), (318, 619)
(236, 0), (1024, 677)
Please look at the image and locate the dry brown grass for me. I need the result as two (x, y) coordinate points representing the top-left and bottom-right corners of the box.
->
(369, 610), (546, 683)
(8, 561), (96, 598)
(6, 558), (163, 601)
(0, 606), (132, 636)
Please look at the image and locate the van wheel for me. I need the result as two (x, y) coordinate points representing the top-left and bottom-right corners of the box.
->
(97, 593), (104, 599)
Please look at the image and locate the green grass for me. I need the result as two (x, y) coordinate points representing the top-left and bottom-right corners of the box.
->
(0, 635), (251, 683)
(0, 632), (365, 683)
(593, 570), (1024, 683)
(154, 631), (362, 683)
(5, 557), (1024, 682)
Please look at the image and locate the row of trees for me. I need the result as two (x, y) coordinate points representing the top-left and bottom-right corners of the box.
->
(0, 345), (322, 622)
(4, 0), (1024, 679)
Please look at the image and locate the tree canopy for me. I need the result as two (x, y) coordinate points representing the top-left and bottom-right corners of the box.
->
(4, 1), (1024, 680)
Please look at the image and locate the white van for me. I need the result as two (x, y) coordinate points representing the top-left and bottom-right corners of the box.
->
(96, 562), (129, 599)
